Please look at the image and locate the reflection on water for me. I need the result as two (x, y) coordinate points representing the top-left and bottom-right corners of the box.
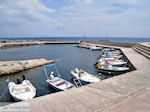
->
(0, 44), (108, 102)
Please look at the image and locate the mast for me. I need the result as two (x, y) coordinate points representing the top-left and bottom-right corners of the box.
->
(83, 33), (85, 42)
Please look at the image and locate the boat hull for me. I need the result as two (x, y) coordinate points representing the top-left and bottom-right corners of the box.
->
(71, 74), (90, 85)
(47, 81), (63, 91)
(98, 68), (129, 75)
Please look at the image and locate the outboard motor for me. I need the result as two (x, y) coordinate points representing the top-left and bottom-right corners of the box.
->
(22, 75), (26, 81)
(50, 72), (54, 80)
(16, 77), (21, 84)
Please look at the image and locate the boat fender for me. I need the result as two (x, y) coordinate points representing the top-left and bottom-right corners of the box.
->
(98, 64), (102, 68)
(108, 72), (111, 75)
(99, 73), (102, 75)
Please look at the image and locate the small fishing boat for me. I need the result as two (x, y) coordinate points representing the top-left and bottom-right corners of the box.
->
(44, 64), (75, 91)
(79, 43), (87, 48)
(85, 44), (92, 49)
(74, 43), (83, 48)
(73, 44), (80, 47)
(102, 48), (114, 52)
(101, 54), (123, 58)
(97, 63), (129, 75)
(8, 77), (36, 101)
(90, 45), (102, 50)
(97, 57), (121, 61)
(103, 51), (121, 55)
(71, 68), (100, 84)
(98, 59), (127, 66)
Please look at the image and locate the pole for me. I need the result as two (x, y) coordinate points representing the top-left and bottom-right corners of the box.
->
(55, 64), (61, 77)
(44, 67), (49, 79)
(84, 33), (85, 42)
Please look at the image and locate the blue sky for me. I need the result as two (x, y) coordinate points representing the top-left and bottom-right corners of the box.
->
(0, 0), (150, 37)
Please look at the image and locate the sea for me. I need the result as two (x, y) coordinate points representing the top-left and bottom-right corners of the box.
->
(0, 37), (150, 42)
(0, 44), (110, 102)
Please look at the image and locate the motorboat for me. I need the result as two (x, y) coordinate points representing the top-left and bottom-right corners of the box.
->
(97, 63), (129, 75)
(101, 53), (123, 58)
(90, 45), (102, 50)
(79, 43), (87, 48)
(102, 48), (114, 52)
(103, 51), (121, 55)
(8, 78), (36, 101)
(44, 64), (75, 91)
(73, 44), (81, 47)
(98, 59), (127, 66)
(71, 68), (100, 84)
(97, 57), (120, 61)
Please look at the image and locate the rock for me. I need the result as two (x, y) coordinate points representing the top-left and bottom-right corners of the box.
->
(0, 58), (55, 75)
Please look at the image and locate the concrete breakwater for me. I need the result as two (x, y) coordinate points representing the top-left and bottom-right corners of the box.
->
(0, 58), (55, 75)
(85, 40), (136, 48)
(0, 40), (80, 48)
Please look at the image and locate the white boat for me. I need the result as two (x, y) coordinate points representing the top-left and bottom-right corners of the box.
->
(8, 80), (36, 101)
(79, 43), (87, 48)
(71, 68), (100, 84)
(102, 48), (114, 52)
(98, 59), (127, 66)
(90, 45), (102, 50)
(101, 54), (123, 58)
(98, 57), (120, 61)
(103, 51), (121, 55)
(74, 44), (80, 47)
(85, 44), (91, 49)
(98, 63), (129, 72)
(44, 64), (75, 91)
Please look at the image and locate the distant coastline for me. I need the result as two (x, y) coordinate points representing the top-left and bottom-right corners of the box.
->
(0, 37), (150, 42)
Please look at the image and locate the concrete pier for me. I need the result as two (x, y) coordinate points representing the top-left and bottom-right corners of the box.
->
(0, 58), (55, 75)
(1, 44), (150, 112)
(0, 40), (80, 48)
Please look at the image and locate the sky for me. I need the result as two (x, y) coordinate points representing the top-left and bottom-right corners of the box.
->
(0, 0), (150, 38)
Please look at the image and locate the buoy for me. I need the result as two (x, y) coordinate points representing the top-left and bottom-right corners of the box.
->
(99, 73), (102, 75)
(98, 63), (102, 68)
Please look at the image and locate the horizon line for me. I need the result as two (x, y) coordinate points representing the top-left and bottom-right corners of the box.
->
(0, 36), (150, 38)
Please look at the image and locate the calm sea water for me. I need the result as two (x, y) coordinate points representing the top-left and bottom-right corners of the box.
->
(0, 44), (109, 102)
(0, 37), (150, 42)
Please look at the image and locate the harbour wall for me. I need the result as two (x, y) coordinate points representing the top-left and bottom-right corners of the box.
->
(0, 40), (80, 48)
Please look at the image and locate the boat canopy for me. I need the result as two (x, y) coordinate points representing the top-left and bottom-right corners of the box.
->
(44, 64), (55, 68)
(44, 63), (61, 78)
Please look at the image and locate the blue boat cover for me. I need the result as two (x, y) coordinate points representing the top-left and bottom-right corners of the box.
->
(44, 64), (55, 68)
(106, 53), (110, 57)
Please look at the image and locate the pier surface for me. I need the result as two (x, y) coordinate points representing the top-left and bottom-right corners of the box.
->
(140, 42), (150, 47)
(1, 44), (150, 112)
(0, 58), (55, 75)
